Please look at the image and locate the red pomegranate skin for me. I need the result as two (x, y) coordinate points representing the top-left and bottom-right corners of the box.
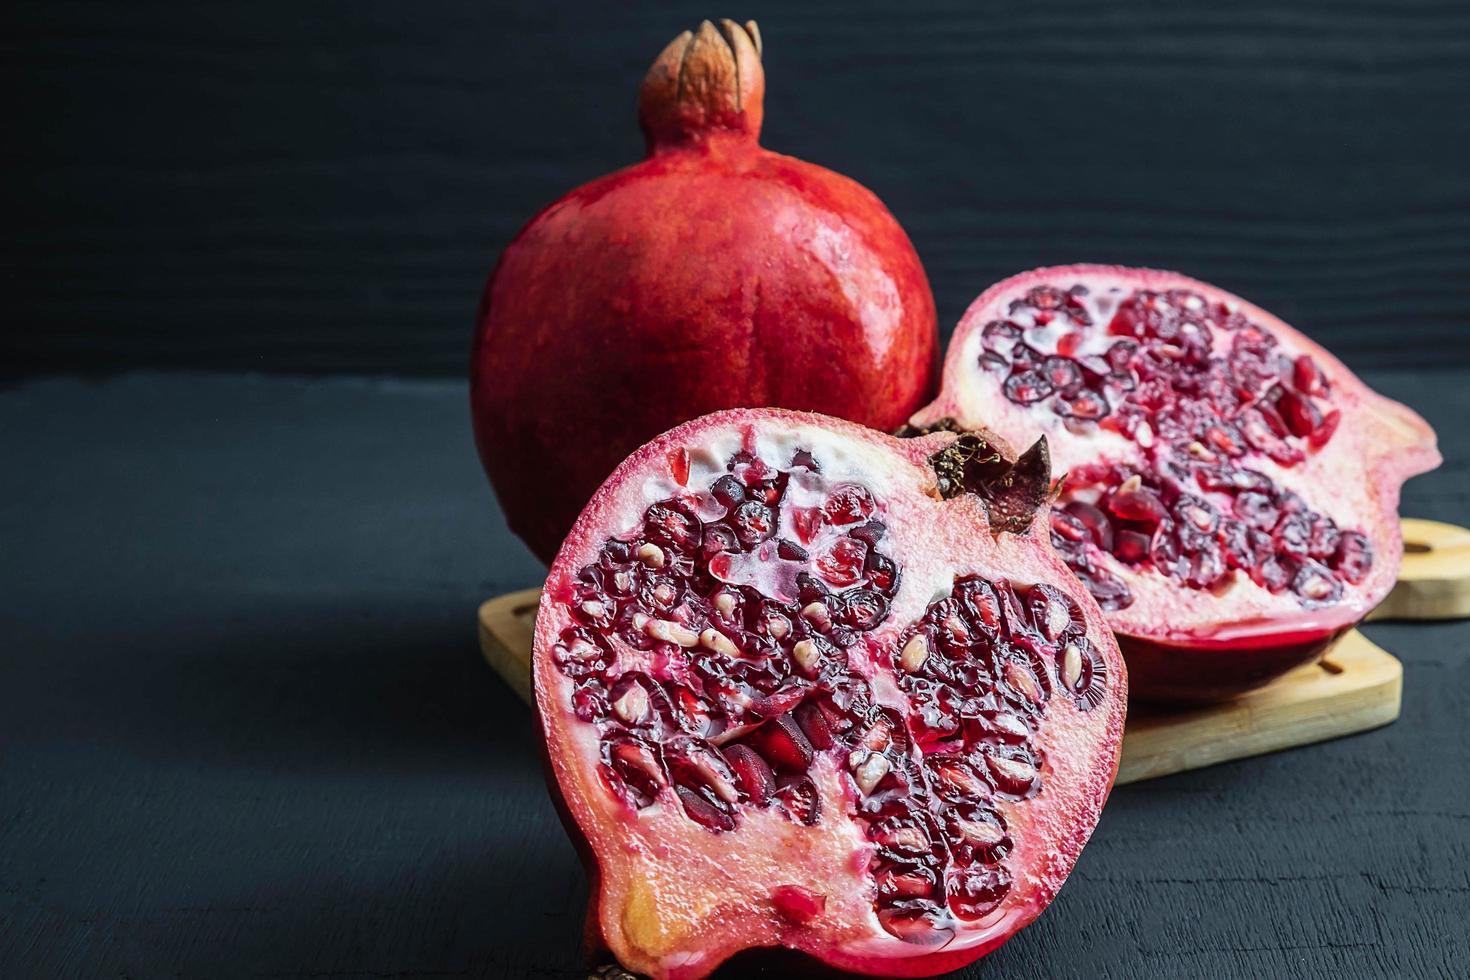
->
(472, 20), (937, 564)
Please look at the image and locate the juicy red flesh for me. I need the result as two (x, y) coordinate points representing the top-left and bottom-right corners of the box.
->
(980, 284), (1373, 610)
(548, 450), (1109, 943)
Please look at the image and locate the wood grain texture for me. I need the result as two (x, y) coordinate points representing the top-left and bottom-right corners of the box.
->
(1371, 518), (1470, 621)
(0, 373), (1464, 980)
(6, 0), (1470, 376)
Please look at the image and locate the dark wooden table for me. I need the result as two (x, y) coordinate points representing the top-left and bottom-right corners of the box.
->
(2, 370), (1466, 979)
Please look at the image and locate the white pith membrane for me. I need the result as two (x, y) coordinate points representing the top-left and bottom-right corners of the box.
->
(915, 265), (1441, 647)
(534, 411), (1125, 980)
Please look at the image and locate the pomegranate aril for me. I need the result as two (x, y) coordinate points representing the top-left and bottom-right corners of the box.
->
(1292, 354), (1325, 395)
(775, 777), (821, 826)
(1309, 409), (1342, 450)
(644, 502), (701, 551)
(816, 536), (868, 586)
(1277, 390), (1322, 438)
(836, 589), (889, 630)
(1275, 512), (1312, 558)
(1234, 491), (1280, 531)
(793, 701), (835, 750)
(927, 755), (991, 803)
(983, 750), (1040, 799)
(1050, 509), (1089, 544)
(710, 474), (746, 509)
(981, 319), (1023, 351)
(822, 483), (875, 525)
(604, 736), (665, 809)
(1058, 637), (1108, 711)
(1003, 368), (1053, 404)
(665, 736), (742, 806)
(771, 884), (826, 924)
(1055, 389), (1110, 421)
(675, 785), (736, 832)
(1042, 356), (1084, 395)
(1062, 500), (1114, 551)
(874, 863), (937, 900)
(572, 681), (610, 722)
(1112, 529), (1151, 564)
(948, 866), (1012, 920)
(865, 552), (900, 594)
(732, 500), (777, 547)
(1108, 481), (1168, 524)
(944, 805), (1008, 867)
(1331, 531), (1374, 584)
(747, 714), (815, 774)
(1253, 556), (1293, 593)
(1292, 560), (1343, 605)
(722, 743), (776, 805)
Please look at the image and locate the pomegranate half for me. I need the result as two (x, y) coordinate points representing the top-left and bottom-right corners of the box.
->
(912, 265), (1440, 700)
(534, 408), (1126, 978)
(472, 20), (938, 564)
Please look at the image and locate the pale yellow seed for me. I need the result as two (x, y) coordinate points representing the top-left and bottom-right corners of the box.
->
(853, 752), (890, 795)
(613, 684), (649, 724)
(645, 618), (699, 647)
(1062, 642), (1083, 690)
(580, 599), (606, 620)
(635, 542), (666, 569)
(713, 592), (737, 617)
(987, 754), (1038, 785)
(699, 627), (740, 659)
(767, 616), (791, 641)
(792, 639), (822, 674)
(898, 634), (930, 673)
(1119, 474), (1143, 495)
(956, 818), (1005, 847)
(800, 601), (831, 631)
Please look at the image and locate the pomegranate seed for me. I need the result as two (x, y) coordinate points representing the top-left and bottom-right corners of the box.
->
(1292, 354), (1325, 395)
(748, 715), (815, 774)
(948, 866), (1012, 921)
(775, 778), (820, 826)
(1331, 531), (1374, 584)
(1309, 409), (1341, 450)
(1002, 368), (1053, 404)
(1112, 529), (1151, 563)
(771, 884), (826, 924)
(723, 743), (776, 805)
(822, 483), (876, 525)
(817, 537), (868, 587)
(1107, 481), (1168, 525)
(1277, 390), (1323, 438)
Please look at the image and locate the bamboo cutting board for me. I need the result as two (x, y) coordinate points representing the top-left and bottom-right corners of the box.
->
(478, 518), (1470, 784)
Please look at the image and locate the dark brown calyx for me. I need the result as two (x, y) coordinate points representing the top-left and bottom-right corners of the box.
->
(904, 421), (1052, 535)
(639, 19), (764, 150)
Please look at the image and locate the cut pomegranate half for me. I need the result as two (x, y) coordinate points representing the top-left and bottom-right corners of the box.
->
(534, 409), (1126, 978)
(912, 265), (1440, 700)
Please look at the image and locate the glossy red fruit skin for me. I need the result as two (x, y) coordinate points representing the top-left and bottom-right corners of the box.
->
(472, 21), (937, 564)
(915, 264), (1441, 702)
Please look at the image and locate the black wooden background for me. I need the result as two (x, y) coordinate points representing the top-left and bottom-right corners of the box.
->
(8, 0), (1470, 376)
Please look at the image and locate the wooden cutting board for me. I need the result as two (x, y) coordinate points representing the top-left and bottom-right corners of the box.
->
(477, 518), (1470, 784)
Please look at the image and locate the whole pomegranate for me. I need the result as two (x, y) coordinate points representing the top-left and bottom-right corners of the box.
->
(534, 408), (1126, 978)
(472, 20), (938, 563)
(911, 265), (1440, 700)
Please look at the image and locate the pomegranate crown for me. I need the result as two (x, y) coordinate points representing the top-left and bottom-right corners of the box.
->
(900, 419), (1056, 535)
(639, 19), (764, 150)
